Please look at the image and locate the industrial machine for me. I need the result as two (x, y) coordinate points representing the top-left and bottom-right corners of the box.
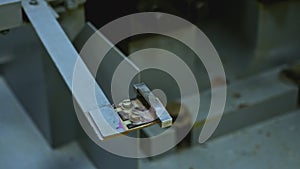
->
(0, 0), (299, 168)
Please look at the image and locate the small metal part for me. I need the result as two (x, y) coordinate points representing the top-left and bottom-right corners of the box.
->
(121, 99), (132, 109)
(114, 98), (158, 130)
(129, 112), (142, 123)
(117, 111), (129, 121)
(134, 83), (173, 128)
(111, 83), (173, 135)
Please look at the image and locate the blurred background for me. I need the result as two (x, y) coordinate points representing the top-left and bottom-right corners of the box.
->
(0, 0), (300, 168)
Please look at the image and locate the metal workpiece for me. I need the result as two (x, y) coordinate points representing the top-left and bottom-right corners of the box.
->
(0, 0), (22, 31)
(88, 83), (173, 140)
(134, 83), (173, 128)
(22, 0), (172, 140)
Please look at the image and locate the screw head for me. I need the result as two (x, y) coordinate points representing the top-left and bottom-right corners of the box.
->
(121, 99), (132, 109)
(129, 113), (142, 123)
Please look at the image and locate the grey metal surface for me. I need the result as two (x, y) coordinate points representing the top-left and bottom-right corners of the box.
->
(0, 77), (96, 169)
(0, 23), (79, 147)
(58, 5), (85, 40)
(141, 66), (298, 148)
(0, 0), (22, 31)
(140, 110), (300, 169)
(189, 66), (298, 144)
(0, 25), (52, 144)
(128, 1), (300, 95)
(251, 1), (300, 72)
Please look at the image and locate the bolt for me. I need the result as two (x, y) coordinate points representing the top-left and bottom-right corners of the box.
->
(129, 113), (142, 123)
(121, 99), (132, 109)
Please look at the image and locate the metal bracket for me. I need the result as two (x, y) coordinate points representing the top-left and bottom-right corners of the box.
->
(22, 0), (172, 140)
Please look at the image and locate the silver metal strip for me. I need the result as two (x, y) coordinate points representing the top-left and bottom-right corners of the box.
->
(21, 0), (125, 139)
